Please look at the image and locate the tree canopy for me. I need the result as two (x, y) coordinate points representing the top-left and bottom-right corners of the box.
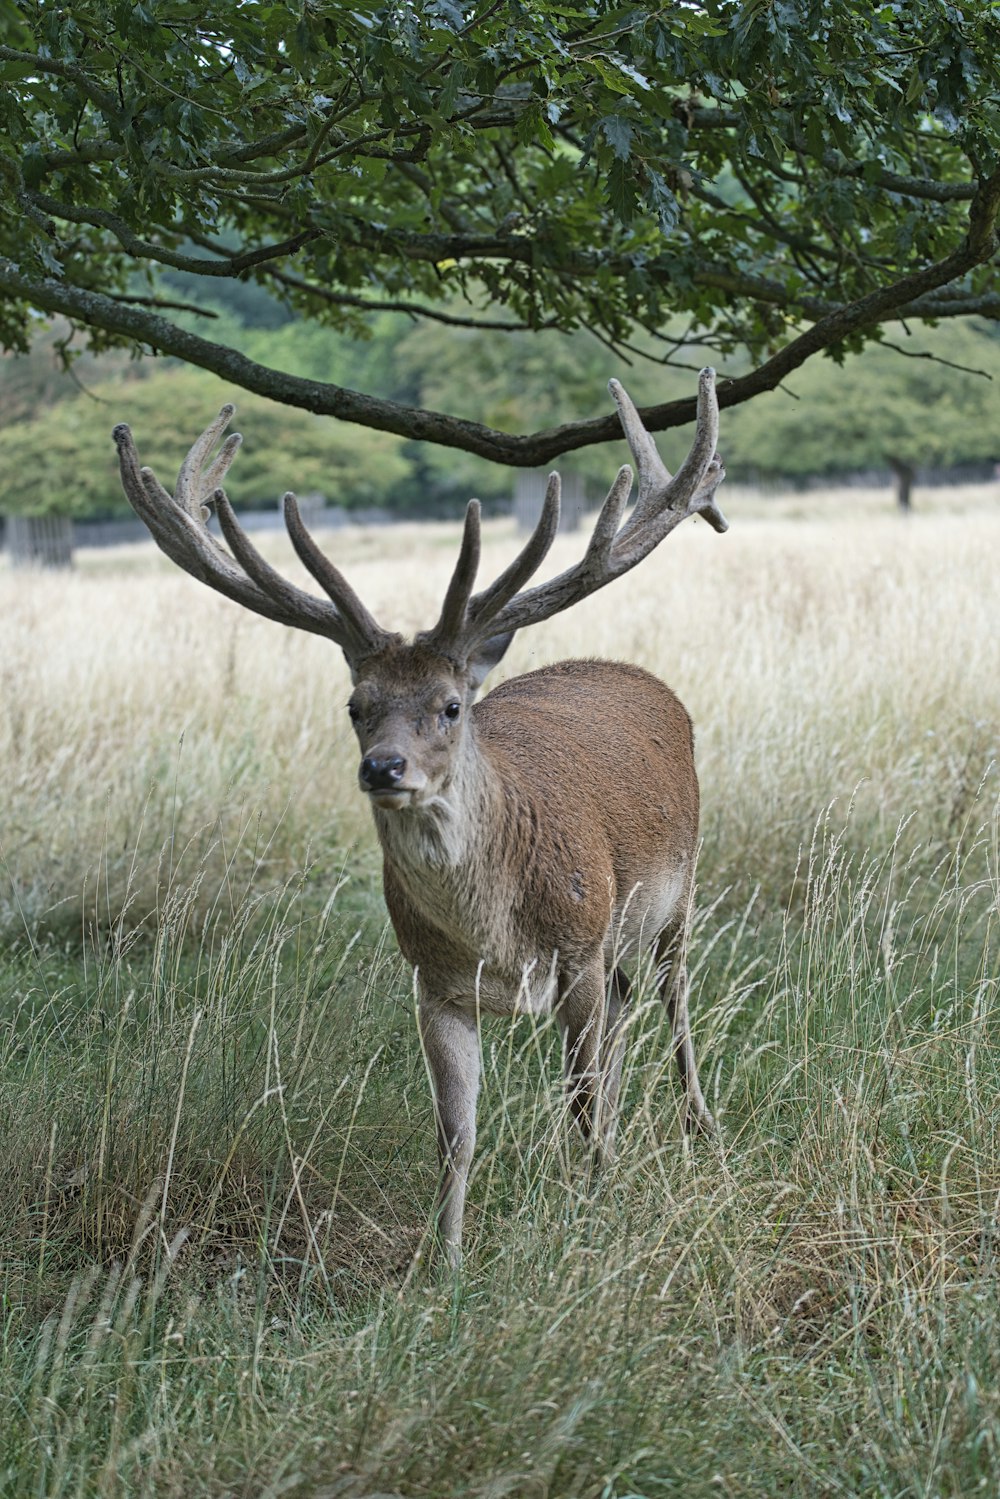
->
(1, 0), (999, 463)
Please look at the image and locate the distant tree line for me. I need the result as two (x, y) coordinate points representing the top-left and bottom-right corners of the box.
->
(1, 290), (998, 520)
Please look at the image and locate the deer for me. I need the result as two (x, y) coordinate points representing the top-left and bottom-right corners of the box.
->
(112, 370), (727, 1268)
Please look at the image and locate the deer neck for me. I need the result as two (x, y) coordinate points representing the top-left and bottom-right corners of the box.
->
(371, 725), (503, 881)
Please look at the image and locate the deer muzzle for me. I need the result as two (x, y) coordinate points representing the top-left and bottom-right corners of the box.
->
(359, 750), (428, 808)
(360, 752), (406, 791)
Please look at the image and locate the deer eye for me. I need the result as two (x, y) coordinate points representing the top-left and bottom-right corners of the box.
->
(443, 700), (461, 722)
(347, 702), (361, 724)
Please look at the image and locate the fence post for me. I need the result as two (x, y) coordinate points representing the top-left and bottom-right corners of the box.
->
(513, 470), (587, 534)
(6, 514), (75, 568)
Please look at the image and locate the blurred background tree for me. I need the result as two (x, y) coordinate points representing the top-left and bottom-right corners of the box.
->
(1, 301), (998, 519)
(722, 320), (1000, 508)
(0, 354), (410, 517)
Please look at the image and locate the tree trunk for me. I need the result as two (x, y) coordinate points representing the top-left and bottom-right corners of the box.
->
(887, 456), (914, 514)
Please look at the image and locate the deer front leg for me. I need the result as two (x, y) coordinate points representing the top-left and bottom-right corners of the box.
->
(417, 997), (480, 1271)
(558, 953), (622, 1155)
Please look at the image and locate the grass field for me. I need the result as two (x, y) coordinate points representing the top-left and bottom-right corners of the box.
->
(1, 484), (998, 1496)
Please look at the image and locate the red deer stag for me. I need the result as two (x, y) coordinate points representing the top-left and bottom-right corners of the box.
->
(113, 372), (727, 1267)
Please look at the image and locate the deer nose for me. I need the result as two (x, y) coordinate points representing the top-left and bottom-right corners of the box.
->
(360, 753), (407, 791)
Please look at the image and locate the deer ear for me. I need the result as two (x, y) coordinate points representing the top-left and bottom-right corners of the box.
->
(467, 632), (514, 691)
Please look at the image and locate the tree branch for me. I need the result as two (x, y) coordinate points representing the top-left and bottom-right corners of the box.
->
(264, 267), (559, 331)
(27, 195), (323, 275)
(0, 172), (995, 466)
(0, 45), (121, 118)
(875, 339), (993, 378)
(681, 102), (977, 202)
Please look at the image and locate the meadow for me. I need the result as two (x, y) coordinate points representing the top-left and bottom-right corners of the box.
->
(1, 481), (998, 1496)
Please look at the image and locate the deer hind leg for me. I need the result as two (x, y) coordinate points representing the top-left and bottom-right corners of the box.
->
(558, 954), (627, 1156)
(417, 998), (480, 1271)
(602, 965), (632, 1138)
(655, 916), (714, 1135)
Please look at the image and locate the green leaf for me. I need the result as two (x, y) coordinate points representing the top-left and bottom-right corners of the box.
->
(601, 114), (634, 162)
(607, 156), (638, 223)
(646, 170), (679, 235)
(515, 102), (555, 152)
(0, 0), (995, 457)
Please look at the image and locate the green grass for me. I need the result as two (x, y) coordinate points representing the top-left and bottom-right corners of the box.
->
(1, 793), (998, 1497)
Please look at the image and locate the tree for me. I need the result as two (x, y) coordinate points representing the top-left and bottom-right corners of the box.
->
(722, 318), (1000, 506)
(0, 364), (411, 517)
(0, 315), (137, 423)
(1, 0), (999, 464)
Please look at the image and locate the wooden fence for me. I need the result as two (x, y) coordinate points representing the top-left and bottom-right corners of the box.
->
(513, 470), (587, 534)
(6, 515), (74, 569)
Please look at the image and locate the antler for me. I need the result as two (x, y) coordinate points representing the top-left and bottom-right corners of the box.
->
(115, 374), (725, 672)
(113, 407), (395, 666)
(421, 368), (727, 661)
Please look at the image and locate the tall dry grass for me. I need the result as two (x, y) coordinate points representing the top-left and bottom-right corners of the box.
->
(1, 486), (997, 937)
(1, 799), (998, 1496)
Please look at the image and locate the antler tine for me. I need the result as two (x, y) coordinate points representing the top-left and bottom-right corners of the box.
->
(282, 492), (396, 655)
(466, 473), (561, 634)
(213, 487), (340, 622)
(113, 412), (391, 661)
(114, 422), (178, 550)
(687, 457), (728, 534)
(581, 464), (633, 570)
(662, 366), (724, 518)
(423, 499), (482, 650)
(175, 404), (238, 518)
(119, 427), (304, 621)
(608, 381), (670, 523)
(202, 433), (244, 501)
(614, 368), (727, 545)
(116, 423), (232, 581)
(436, 371), (728, 648)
